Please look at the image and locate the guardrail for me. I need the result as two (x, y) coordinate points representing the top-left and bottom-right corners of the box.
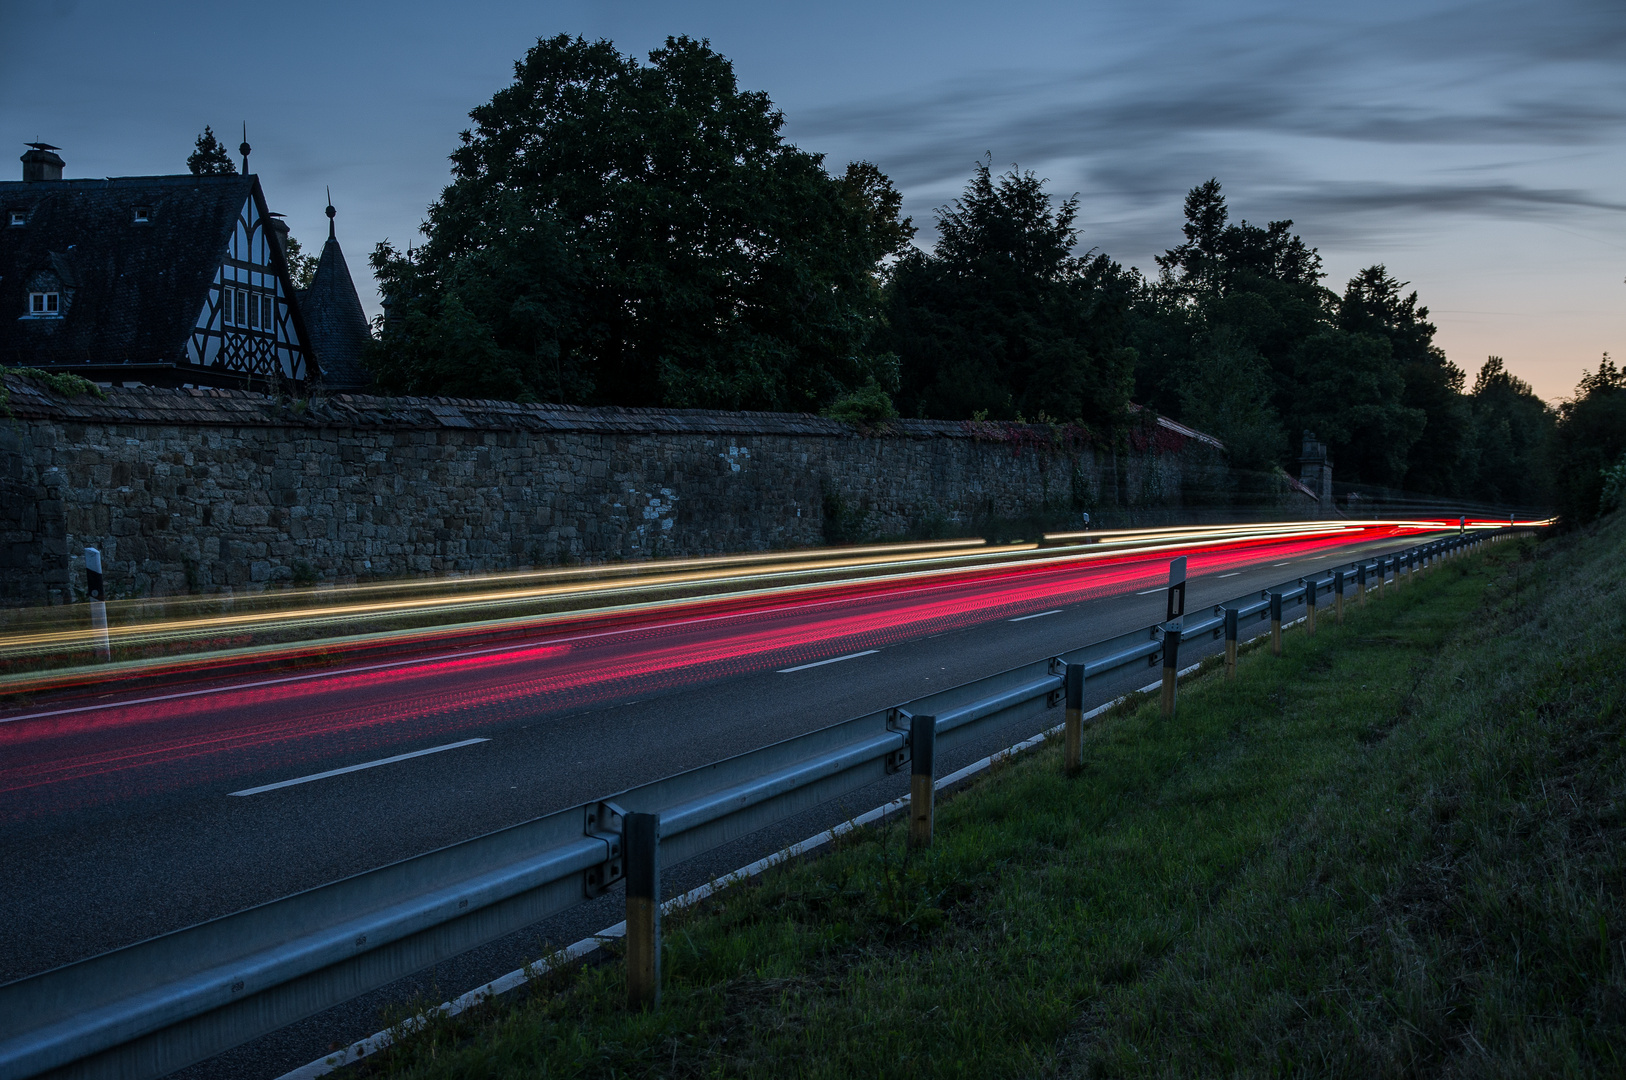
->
(0, 526), (1530, 1080)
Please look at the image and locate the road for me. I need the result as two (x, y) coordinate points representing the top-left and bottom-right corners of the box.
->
(0, 526), (1434, 1079)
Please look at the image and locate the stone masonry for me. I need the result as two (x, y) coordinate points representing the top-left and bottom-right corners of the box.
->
(0, 376), (1233, 606)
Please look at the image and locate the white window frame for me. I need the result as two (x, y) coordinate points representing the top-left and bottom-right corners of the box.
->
(8, 210), (25, 227)
(27, 291), (60, 317)
(133, 206), (151, 224)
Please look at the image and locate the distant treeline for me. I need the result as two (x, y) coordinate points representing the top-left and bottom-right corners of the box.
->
(368, 35), (1620, 523)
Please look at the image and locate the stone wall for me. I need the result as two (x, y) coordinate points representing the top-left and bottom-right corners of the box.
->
(0, 375), (1238, 606)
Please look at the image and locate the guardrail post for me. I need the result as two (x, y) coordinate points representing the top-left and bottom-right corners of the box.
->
(1305, 579), (1318, 636)
(1334, 570), (1345, 624)
(625, 812), (661, 1010)
(909, 713), (936, 849)
(1160, 626), (1182, 716)
(1358, 562), (1368, 607)
(1223, 607), (1238, 679)
(1270, 592), (1283, 656)
(1063, 664), (1084, 775)
(85, 546), (110, 662)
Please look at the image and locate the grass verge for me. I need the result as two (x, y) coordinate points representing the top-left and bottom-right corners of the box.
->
(365, 524), (1625, 1078)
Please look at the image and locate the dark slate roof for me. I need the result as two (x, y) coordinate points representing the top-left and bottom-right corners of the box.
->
(0, 174), (254, 367)
(296, 234), (373, 390)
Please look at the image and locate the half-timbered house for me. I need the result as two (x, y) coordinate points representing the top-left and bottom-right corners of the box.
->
(0, 144), (370, 391)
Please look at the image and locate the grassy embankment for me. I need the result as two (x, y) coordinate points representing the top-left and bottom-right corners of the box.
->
(370, 520), (1626, 1078)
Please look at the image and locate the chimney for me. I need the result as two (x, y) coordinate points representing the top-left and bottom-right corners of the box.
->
(21, 142), (64, 182)
(265, 212), (291, 257)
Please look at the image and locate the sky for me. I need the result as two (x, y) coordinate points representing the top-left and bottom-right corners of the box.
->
(3, 0), (1624, 402)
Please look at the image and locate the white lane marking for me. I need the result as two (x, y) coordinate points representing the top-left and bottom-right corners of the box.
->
(777, 650), (879, 674)
(1009, 610), (1062, 622)
(228, 738), (490, 797)
(1273, 561), (1291, 566)
(1135, 588), (1163, 595)
(1217, 572), (1241, 578)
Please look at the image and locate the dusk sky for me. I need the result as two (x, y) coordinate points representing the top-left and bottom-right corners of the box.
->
(5, 0), (1624, 402)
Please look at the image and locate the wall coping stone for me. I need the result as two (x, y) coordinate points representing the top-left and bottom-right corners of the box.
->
(1, 373), (1223, 450)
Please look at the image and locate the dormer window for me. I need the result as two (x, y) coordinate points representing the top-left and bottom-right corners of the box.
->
(8, 210), (25, 227)
(27, 292), (60, 317)
(133, 206), (151, 224)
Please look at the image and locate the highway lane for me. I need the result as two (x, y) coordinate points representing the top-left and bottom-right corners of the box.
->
(0, 527), (1439, 1078)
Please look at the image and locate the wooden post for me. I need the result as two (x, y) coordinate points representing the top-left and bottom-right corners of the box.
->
(625, 813), (661, 1010)
(909, 713), (936, 849)
(1063, 664), (1084, 775)
(1358, 562), (1368, 607)
(1270, 592), (1283, 656)
(1334, 570), (1346, 624)
(1305, 579), (1317, 636)
(1160, 626), (1182, 716)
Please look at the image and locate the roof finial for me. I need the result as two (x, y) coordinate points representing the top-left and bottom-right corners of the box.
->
(239, 123), (251, 175)
(326, 186), (336, 240)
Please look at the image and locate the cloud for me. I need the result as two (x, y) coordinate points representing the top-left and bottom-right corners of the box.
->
(784, 0), (1626, 253)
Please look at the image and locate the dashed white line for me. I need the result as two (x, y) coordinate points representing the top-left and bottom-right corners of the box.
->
(1217, 572), (1241, 578)
(1135, 588), (1163, 595)
(228, 738), (491, 797)
(1009, 610), (1062, 622)
(777, 650), (879, 674)
(1273, 561), (1291, 566)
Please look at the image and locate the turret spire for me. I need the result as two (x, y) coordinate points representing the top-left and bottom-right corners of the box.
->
(326, 187), (336, 240)
(239, 123), (251, 175)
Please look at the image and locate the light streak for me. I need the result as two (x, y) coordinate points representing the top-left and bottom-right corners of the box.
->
(0, 524), (1435, 820)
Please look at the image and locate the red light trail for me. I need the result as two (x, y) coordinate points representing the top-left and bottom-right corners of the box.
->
(0, 524), (1448, 820)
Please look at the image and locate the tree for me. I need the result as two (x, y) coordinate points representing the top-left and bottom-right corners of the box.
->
(886, 161), (1136, 430)
(370, 35), (913, 408)
(282, 234), (318, 292)
(1553, 354), (1625, 523)
(187, 126), (237, 176)
(1338, 265), (1469, 493)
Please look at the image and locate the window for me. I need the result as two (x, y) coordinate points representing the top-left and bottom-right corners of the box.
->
(8, 210), (24, 227)
(223, 287), (235, 325)
(133, 206), (151, 223)
(249, 290), (260, 328)
(28, 292), (60, 316)
(261, 294), (273, 329)
(234, 289), (247, 326)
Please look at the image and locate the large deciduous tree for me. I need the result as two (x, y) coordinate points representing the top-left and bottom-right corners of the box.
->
(369, 35), (913, 408)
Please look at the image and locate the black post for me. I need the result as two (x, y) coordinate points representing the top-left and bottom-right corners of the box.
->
(1063, 664), (1084, 775)
(909, 713), (936, 848)
(1160, 626), (1182, 716)
(625, 812), (661, 1010)
(1223, 607), (1238, 679)
(1269, 592), (1284, 656)
(1305, 578), (1318, 635)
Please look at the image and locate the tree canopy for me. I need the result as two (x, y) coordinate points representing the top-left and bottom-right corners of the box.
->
(885, 161), (1136, 431)
(187, 127), (237, 176)
(364, 33), (1580, 515)
(369, 35), (913, 408)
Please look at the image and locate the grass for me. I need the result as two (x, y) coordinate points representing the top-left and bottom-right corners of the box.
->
(364, 521), (1626, 1078)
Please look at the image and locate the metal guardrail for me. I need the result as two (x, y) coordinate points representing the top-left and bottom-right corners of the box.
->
(0, 527), (1527, 1080)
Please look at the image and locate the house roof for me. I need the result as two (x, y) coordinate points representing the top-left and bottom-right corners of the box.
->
(0, 174), (253, 368)
(296, 230), (373, 390)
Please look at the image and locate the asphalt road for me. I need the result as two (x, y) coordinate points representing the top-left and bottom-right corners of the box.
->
(0, 527), (1434, 1079)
